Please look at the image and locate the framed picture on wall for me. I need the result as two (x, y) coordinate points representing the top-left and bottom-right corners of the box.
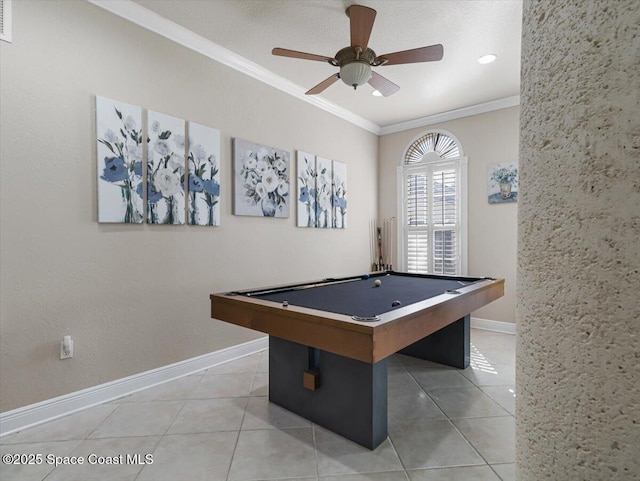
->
(315, 156), (332, 228)
(332, 160), (347, 229)
(233, 138), (290, 218)
(147, 110), (186, 224)
(297, 151), (317, 227)
(488, 163), (518, 203)
(187, 122), (221, 226)
(96, 96), (144, 223)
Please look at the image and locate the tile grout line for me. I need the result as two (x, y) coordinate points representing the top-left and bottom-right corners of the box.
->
(385, 431), (411, 479)
(223, 355), (260, 481)
(311, 424), (320, 480)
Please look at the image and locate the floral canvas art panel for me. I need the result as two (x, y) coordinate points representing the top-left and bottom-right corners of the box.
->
(332, 160), (347, 229)
(188, 122), (221, 226)
(315, 156), (333, 228)
(297, 151), (317, 227)
(488, 163), (518, 203)
(233, 138), (290, 218)
(96, 96), (144, 223)
(147, 111), (186, 224)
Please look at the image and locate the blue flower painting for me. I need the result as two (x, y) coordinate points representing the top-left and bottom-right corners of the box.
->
(188, 122), (221, 226)
(233, 138), (290, 218)
(296, 151), (317, 227)
(96, 96), (144, 223)
(315, 156), (333, 229)
(488, 163), (518, 204)
(147, 111), (186, 224)
(332, 160), (348, 228)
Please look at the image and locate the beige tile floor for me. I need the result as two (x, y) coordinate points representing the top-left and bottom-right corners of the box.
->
(0, 329), (515, 481)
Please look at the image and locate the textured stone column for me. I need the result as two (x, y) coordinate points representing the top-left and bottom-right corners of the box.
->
(517, 1), (639, 480)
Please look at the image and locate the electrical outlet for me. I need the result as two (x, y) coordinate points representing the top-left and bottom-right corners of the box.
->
(60, 336), (73, 359)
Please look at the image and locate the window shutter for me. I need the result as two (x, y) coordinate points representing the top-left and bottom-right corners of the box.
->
(432, 169), (458, 275)
(434, 230), (457, 274)
(405, 172), (429, 273)
(406, 173), (428, 227)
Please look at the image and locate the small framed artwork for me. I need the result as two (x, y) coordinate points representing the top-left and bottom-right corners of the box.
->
(297, 151), (317, 227)
(488, 163), (518, 203)
(187, 122), (221, 226)
(315, 156), (333, 228)
(96, 96), (144, 223)
(147, 110), (186, 224)
(332, 160), (347, 228)
(233, 138), (290, 217)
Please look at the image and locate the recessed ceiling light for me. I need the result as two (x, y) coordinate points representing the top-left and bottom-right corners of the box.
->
(371, 90), (383, 97)
(478, 54), (497, 64)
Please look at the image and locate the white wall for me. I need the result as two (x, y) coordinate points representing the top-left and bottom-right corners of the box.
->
(0, 1), (378, 411)
(378, 107), (519, 324)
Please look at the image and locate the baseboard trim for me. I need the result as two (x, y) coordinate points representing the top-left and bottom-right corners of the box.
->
(0, 337), (268, 437)
(471, 317), (516, 334)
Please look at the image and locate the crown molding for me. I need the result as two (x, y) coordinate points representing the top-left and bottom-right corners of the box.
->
(379, 95), (520, 135)
(87, 0), (381, 135)
(379, 95), (521, 135)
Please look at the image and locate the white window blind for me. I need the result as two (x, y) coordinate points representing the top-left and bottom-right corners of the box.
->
(401, 131), (465, 276)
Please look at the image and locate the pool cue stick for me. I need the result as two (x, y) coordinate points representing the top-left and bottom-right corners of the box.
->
(386, 218), (391, 270)
(370, 219), (376, 271)
(372, 219), (376, 271)
(376, 220), (380, 271)
(388, 218), (392, 270)
(377, 226), (383, 271)
(388, 218), (391, 270)
(384, 218), (388, 270)
(383, 218), (388, 269)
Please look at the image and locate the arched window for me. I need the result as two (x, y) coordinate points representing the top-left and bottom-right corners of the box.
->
(399, 131), (467, 275)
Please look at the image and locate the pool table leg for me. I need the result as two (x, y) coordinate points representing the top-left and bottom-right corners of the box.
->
(399, 314), (470, 369)
(268, 336), (388, 450)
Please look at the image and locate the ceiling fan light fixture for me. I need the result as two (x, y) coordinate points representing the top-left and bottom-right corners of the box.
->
(271, 6), (444, 96)
(340, 61), (372, 89)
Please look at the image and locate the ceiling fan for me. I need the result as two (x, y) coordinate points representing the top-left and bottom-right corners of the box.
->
(272, 4), (444, 97)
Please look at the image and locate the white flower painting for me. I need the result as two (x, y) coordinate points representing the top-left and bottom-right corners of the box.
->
(332, 160), (347, 228)
(488, 162), (518, 204)
(296, 151), (317, 227)
(233, 138), (290, 218)
(147, 111), (186, 224)
(187, 122), (221, 226)
(315, 156), (333, 228)
(96, 96), (144, 223)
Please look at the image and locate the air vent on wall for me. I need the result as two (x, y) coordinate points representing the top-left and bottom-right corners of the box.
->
(1, 0), (12, 43)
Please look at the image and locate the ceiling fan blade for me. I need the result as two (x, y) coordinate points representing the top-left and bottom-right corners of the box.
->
(272, 48), (335, 63)
(368, 71), (400, 97)
(375, 44), (444, 66)
(306, 74), (340, 95)
(347, 5), (377, 51)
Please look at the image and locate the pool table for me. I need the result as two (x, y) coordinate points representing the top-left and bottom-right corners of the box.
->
(210, 271), (504, 449)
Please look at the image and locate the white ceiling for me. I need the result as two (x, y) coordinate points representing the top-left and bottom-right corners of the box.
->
(132, 0), (522, 129)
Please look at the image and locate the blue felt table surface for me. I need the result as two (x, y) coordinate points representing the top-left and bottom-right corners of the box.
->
(253, 273), (482, 318)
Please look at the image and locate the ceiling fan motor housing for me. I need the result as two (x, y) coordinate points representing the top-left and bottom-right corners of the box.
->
(336, 47), (376, 88)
